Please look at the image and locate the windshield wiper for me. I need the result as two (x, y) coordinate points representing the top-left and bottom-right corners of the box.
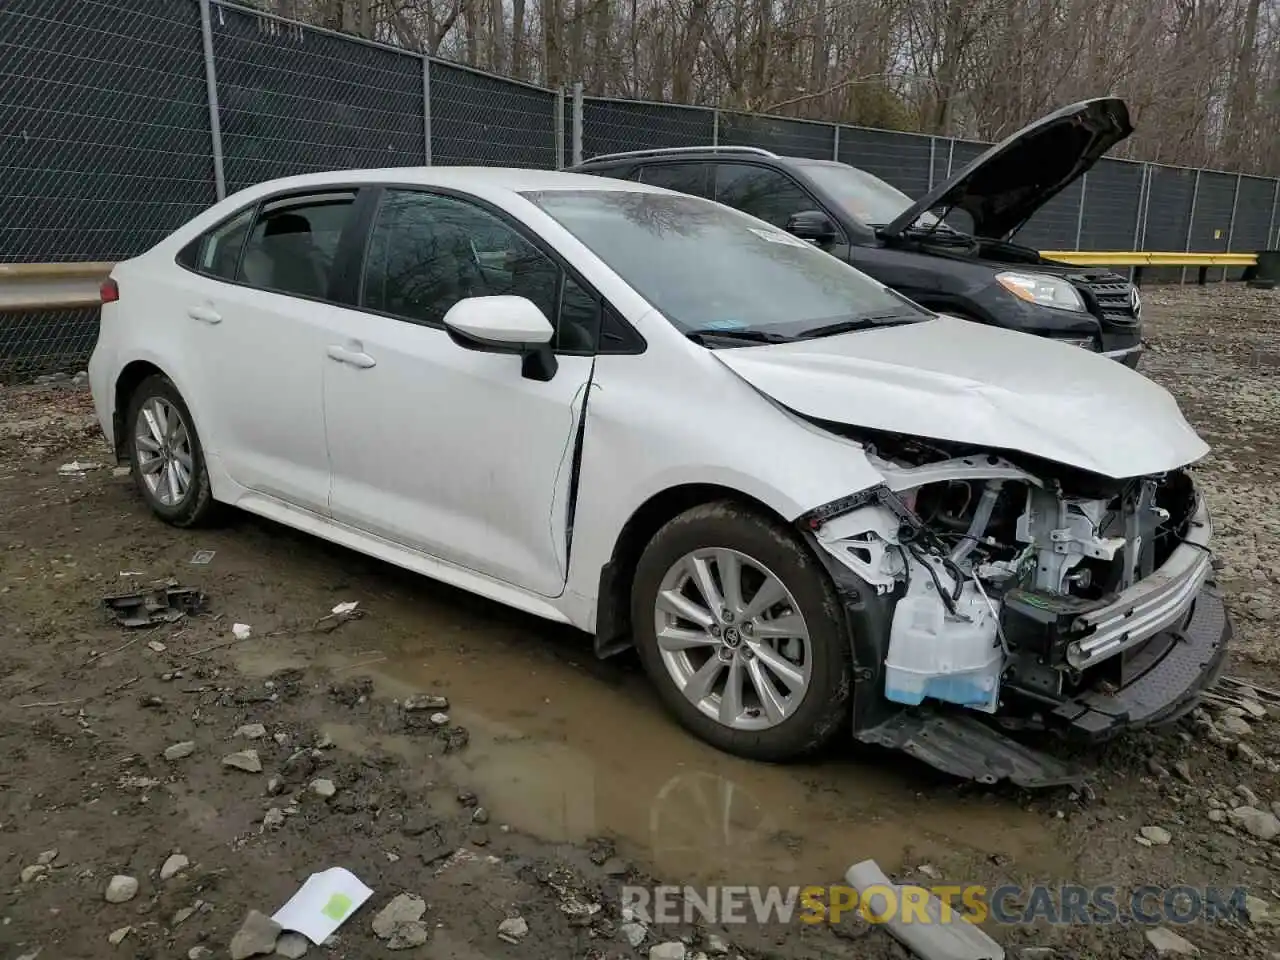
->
(685, 328), (794, 346)
(796, 314), (921, 339)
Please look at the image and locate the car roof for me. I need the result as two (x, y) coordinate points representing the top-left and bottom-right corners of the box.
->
(232, 165), (664, 199)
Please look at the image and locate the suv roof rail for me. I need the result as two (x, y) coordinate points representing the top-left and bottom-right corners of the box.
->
(580, 145), (779, 164)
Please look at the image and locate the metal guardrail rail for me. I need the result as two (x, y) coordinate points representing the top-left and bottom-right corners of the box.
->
(0, 252), (1265, 314)
(0, 261), (114, 312)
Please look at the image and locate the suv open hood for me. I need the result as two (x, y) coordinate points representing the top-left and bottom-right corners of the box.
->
(714, 316), (1206, 479)
(881, 98), (1133, 241)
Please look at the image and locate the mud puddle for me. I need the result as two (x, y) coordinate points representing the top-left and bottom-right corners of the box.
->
(233, 611), (1075, 892)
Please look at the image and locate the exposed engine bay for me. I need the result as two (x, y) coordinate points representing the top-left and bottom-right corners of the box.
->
(803, 427), (1221, 751)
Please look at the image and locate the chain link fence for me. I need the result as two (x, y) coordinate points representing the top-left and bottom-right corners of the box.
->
(3, 0), (1279, 379)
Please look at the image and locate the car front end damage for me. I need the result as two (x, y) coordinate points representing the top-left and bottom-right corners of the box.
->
(800, 436), (1230, 787)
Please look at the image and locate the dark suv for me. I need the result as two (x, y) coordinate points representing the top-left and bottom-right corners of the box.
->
(571, 97), (1143, 366)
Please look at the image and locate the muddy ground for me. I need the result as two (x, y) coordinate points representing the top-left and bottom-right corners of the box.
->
(2, 285), (1280, 960)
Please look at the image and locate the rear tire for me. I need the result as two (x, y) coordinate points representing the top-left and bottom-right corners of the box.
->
(124, 374), (220, 528)
(630, 501), (852, 762)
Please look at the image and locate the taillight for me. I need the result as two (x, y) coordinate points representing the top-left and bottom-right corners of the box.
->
(100, 278), (119, 304)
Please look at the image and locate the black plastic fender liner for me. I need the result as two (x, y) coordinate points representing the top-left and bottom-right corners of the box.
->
(801, 530), (899, 733)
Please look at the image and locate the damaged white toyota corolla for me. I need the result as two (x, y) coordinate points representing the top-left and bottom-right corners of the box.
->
(88, 168), (1229, 786)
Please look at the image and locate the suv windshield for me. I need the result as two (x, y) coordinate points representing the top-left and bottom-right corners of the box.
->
(522, 189), (929, 341)
(798, 163), (942, 230)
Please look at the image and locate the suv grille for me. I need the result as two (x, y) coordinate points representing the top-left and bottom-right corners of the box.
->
(1067, 272), (1140, 328)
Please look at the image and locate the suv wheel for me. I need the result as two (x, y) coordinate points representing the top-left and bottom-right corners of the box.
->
(630, 501), (852, 762)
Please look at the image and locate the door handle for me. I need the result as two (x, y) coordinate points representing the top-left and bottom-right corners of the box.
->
(326, 345), (377, 369)
(187, 305), (222, 325)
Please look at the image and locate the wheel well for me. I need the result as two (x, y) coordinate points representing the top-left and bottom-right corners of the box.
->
(111, 360), (166, 460)
(592, 483), (790, 658)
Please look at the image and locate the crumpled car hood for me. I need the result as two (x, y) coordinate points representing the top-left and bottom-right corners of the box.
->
(714, 316), (1208, 479)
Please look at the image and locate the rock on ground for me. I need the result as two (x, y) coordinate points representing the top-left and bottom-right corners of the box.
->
(160, 853), (190, 880)
(650, 943), (688, 960)
(372, 893), (427, 941)
(222, 749), (263, 773)
(1140, 825), (1173, 845)
(274, 932), (310, 958)
(164, 741), (196, 761)
(229, 910), (282, 960)
(104, 875), (138, 903)
(497, 916), (528, 942)
(1228, 806), (1280, 839)
(1145, 926), (1200, 956)
(386, 921), (429, 950)
(620, 921), (648, 947)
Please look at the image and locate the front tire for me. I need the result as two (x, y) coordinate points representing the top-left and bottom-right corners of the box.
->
(124, 374), (219, 528)
(630, 501), (852, 762)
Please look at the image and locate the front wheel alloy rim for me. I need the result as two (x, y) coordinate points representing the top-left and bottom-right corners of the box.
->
(653, 548), (812, 731)
(134, 397), (193, 507)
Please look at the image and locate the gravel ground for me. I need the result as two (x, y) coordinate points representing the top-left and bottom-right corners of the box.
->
(1, 284), (1279, 960)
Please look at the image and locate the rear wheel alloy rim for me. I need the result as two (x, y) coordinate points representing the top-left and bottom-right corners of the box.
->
(653, 548), (812, 731)
(134, 397), (193, 507)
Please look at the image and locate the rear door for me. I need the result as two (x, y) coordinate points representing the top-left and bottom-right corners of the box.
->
(176, 189), (362, 513)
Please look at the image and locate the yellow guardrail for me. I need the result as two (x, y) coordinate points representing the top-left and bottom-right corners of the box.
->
(1041, 251), (1259, 268)
(0, 261), (114, 312)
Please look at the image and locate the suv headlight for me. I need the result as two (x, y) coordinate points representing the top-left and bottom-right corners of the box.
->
(996, 272), (1086, 312)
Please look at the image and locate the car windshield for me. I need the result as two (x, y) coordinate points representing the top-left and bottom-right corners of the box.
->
(798, 163), (942, 230)
(521, 189), (929, 341)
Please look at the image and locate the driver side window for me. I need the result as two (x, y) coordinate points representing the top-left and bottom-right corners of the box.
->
(362, 190), (561, 330)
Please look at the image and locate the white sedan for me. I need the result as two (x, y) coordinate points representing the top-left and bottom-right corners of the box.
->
(89, 167), (1229, 784)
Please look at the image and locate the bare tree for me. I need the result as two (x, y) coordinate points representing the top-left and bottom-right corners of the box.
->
(254, 0), (1280, 175)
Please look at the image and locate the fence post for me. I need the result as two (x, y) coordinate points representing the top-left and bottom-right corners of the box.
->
(420, 56), (432, 165)
(198, 0), (226, 200)
(832, 125), (840, 162)
(1177, 171), (1198, 284)
(571, 82), (584, 167)
(1268, 178), (1280, 249)
(1138, 164), (1153, 251)
(1074, 174), (1087, 249)
(1224, 172), (1241, 281)
(712, 109), (720, 147)
(554, 87), (565, 169)
(1127, 165), (1149, 282)
(945, 138), (955, 177)
(927, 137), (936, 189)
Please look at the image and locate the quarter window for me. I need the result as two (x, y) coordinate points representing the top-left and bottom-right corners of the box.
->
(715, 163), (816, 228)
(361, 189), (601, 352)
(236, 192), (357, 299)
(178, 206), (254, 279)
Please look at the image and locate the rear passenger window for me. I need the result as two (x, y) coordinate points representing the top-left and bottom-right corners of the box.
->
(236, 192), (357, 299)
(715, 163), (814, 228)
(639, 163), (712, 198)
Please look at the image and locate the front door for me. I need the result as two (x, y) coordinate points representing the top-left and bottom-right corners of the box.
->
(321, 188), (600, 597)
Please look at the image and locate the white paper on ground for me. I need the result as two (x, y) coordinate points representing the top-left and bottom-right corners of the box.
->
(331, 601), (359, 615)
(271, 867), (373, 944)
(232, 623), (252, 640)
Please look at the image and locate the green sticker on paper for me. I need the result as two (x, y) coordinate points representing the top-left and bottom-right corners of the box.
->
(322, 893), (354, 921)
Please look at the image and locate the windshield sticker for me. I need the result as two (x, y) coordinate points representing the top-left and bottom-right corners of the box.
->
(748, 227), (809, 248)
(698, 318), (748, 331)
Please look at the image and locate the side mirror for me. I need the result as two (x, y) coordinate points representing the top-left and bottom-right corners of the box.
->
(443, 295), (558, 381)
(785, 210), (837, 244)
